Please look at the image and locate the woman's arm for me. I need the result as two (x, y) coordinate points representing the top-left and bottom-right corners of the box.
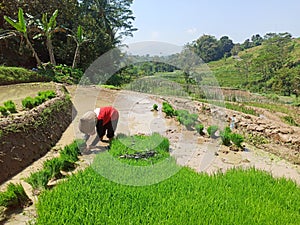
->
(90, 119), (104, 146)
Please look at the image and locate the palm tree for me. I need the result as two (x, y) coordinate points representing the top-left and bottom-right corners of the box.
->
(3, 8), (42, 66)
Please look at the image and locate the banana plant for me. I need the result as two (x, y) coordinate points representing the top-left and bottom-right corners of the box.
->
(33, 9), (62, 66)
(3, 8), (42, 66)
(68, 25), (92, 68)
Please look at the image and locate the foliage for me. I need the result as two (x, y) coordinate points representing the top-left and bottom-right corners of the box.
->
(282, 116), (299, 127)
(3, 100), (17, 113)
(36, 167), (300, 224)
(219, 127), (232, 146)
(0, 66), (50, 85)
(25, 139), (82, 190)
(162, 102), (176, 117)
(0, 183), (30, 208)
(0, 106), (9, 117)
(152, 104), (158, 111)
(22, 90), (56, 109)
(43, 158), (63, 179)
(1, 1), (136, 69)
(245, 133), (269, 147)
(230, 133), (244, 148)
(195, 124), (204, 135)
(37, 64), (83, 84)
(25, 170), (51, 190)
(3, 7), (42, 66)
(175, 109), (198, 130)
(207, 125), (218, 138)
(109, 133), (170, 166)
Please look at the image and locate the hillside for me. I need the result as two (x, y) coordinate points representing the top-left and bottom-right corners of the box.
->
(206, 37), (300, 96)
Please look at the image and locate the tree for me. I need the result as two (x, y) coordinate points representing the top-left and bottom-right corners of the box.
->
(32, 9), (61, 65)
(68, 25), (92, 68)
(218, 36), (234, 58)
(192, 34), (220, 62)
(79, 0), (137, 45)
(251, 34), (263, 46)
(3, 8), (42, 66)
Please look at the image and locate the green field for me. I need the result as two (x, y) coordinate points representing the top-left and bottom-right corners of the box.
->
(35, 134), (300, 225)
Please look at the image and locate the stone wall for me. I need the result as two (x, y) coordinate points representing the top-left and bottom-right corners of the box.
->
(0, 84), (76, 184)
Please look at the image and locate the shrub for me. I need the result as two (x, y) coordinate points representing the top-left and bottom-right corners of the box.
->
(207, 125), (218, 138)
(162, 102), (176, 117)
(195, 124), (205, 135)
(0, 183), (31, 208)
(153, 104), (158, 111)
(219, 127), (232, 146)
(38, 64), (84, 84)
(230, 133), (244, 148)
(0, 106), (9, 116)
(3, 100), (17, 113)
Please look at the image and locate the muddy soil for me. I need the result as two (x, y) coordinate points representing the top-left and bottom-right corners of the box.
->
(0, 85), (299, 224)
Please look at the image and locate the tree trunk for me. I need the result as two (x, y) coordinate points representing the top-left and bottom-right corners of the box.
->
(46, 38), (56, 65)
(72, 45), (80, 69)
(25, 36), (42, 67)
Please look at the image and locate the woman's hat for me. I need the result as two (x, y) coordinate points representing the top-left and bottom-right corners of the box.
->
(78, 111), (97, 134)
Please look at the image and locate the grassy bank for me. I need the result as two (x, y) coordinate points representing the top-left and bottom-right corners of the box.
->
(0, 66), (50, 85)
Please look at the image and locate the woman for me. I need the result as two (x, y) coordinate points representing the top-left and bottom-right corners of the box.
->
(79, 106), (119, 149)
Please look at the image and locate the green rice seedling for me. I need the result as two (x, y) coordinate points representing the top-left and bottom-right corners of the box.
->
(0, 106), (9, 116)
(195, 124), (205, 135)
(109, 133), (170, 166)
(153, 104), (158, 111)
(162, 102), (176, 117)
(25, 170), (51, 190)
(38, 90), (56, 100)
(43, 158), (63, 179)
(230, 133), (244, 148)
(0, 183), (31, 208)
(22, 96), (36, 109)
(60, 143), (80, 163)
(3, 100), (17, 113)
(176, 109), (198, 130)
(219, 126), (232, 146)
(36, 167), (300, 225)
(207, 125), (218, 138)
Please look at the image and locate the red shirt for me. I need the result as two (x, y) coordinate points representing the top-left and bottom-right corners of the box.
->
(95, 107), (119, 125)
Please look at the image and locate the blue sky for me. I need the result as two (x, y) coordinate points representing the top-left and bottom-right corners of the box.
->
(123, 0), (300, 46)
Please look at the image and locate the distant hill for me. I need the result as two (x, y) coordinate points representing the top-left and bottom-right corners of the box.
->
(205, 37), (300, 97)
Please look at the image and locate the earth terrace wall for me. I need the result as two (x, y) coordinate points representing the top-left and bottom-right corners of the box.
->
(0, 84), (76, 184)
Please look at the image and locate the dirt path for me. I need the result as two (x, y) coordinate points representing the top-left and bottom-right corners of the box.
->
(1, 85), (300, 224)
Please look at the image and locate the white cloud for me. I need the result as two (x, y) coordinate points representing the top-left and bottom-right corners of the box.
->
(186, 28), (198, 35)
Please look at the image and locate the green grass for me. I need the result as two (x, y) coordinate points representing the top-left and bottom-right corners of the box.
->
(36, 167), (300, 225)
(0, 66), (49, 85)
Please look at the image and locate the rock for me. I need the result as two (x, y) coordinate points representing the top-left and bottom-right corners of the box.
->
(280, 128), (294, 134)
(0, 206), (6, 222)
(256, 126), (265, 132)
(278, 133), (292, 143)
